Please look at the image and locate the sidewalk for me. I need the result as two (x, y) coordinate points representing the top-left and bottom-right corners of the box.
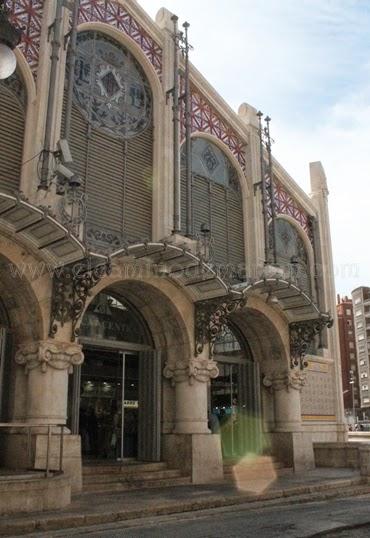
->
(0, 468), (369, 536)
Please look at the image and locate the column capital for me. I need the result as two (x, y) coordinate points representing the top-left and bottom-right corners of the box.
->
(15, 340), (84, 374)
(163, 356), (219, 386)
(263, 370), (306, 392)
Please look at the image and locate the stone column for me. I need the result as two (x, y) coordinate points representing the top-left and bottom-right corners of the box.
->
(164, 356), (218, 434)
(15, 340), (83, 425)
(163, 355), (224, 483)
(264, 370), (314, 471)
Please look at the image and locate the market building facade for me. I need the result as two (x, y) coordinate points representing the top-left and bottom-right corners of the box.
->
(0, 0), (345, 509)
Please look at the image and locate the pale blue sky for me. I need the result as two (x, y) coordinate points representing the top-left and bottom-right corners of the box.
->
(139, 0), (370, 296)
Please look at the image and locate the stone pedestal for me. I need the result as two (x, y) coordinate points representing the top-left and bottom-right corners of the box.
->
(264, 370), (315, 471)
(0, 340), (85, 492)
(163, 355), (223, 483)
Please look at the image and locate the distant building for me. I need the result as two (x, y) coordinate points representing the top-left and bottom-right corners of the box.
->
(337, 295), (360, 419)
(351, 287), (370, 412)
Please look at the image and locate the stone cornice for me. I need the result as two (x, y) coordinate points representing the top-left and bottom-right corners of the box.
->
(15, 340), (84, 374)
(163, 357), (219, 386)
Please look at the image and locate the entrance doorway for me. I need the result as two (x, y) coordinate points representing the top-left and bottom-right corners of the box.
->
(79, 348), (139, 459)
(210, 326), (262, 458)
(69, 292), (161, 462)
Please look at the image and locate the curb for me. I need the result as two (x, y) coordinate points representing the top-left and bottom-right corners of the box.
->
(1, 479), (370, 536)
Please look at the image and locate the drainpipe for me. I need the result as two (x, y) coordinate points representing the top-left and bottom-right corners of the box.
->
(183, 21), (192, 237)
(171, 15), (181, 233)
(39, 0), (64, 190)
(63, 0), (80, 141)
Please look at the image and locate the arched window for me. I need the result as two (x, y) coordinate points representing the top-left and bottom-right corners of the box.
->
(79, 292), (152, 346)
(0, 72), (26, 194)
(274, 218), (312, 296)
(63, 31), (153, 252)
(181, 138), (245, 282)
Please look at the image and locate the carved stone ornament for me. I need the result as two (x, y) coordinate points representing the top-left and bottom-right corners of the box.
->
(15, 340), (84, 374)
(49, 259), (112, 341)
(262, 370), (306, 392)
(195, 296), (247, 356)
(289, 315), (333, 370)
(163, 357), (219, 386)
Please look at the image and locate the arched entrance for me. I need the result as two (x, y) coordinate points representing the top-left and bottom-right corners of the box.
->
(210, 324), (262, 459)
(70, 291), (160, 461)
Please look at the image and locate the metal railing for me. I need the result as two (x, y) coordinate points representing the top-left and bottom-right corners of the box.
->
(0, 423), (65, 478)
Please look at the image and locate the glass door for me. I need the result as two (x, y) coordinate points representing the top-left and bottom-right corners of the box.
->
(79, 348), (139, 460)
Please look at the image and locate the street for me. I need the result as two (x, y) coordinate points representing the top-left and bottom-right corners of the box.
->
(28, 493), (370, 538)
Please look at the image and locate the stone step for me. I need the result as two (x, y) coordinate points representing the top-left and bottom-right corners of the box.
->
(82, 475), (191, 494)
(223, 457), (293, 480)
(83, 468), (183, 485)
(82, 461), (168, 476)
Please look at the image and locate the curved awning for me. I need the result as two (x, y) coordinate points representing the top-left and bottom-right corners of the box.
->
(0, 192), (87, 267)
(237, 277), (326, 322)
(110, 242), (230, 301)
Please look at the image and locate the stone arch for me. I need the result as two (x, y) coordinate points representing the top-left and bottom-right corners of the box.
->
(0, 251), (43, 345)
(77, 269), (193, 435)
(230, 302), (289, 379)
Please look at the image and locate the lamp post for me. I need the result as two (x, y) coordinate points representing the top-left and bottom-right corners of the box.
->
(0, 3), (22, 80)
(349, 370), (356, 424)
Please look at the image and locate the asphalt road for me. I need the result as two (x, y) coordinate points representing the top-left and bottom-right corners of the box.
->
(25, 494), (370, 538)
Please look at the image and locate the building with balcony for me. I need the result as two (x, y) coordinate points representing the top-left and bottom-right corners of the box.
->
(0, 0), (345, 511)
(351, 287), (370, 411)
(336, 295), (360, 421)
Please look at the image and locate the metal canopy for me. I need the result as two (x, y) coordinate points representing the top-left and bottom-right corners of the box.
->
(239, 277), (324, 322)
(0, 192), (86, 267)
(111, 242), (230, 301)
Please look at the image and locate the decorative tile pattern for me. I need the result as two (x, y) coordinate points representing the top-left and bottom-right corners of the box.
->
(5, 1), (163, 78)
(267, 177), (314, 244)
(181, 85), (246, 170)
(5, 0), (43, 73)
(301, 367), (336, 416)
(78, 0), (162, 76)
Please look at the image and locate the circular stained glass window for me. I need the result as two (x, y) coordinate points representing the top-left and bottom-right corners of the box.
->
(73, 31), (152, 139)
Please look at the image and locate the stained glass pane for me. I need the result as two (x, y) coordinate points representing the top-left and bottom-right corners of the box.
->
(184, 138), (240, 191)
(72, 31), (152, 139)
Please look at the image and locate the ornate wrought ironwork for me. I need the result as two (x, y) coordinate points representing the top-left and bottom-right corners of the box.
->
(49, 258), (112, 341)
(195, 295), (246, 356)
(59, 187), (86, 236)
(289, 315), (333, 370)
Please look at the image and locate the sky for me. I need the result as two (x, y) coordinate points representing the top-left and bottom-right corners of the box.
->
(139, 0), (370, 297)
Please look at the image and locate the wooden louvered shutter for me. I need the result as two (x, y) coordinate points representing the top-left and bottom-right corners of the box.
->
(124, 126), (153, 242)
(227, 190), (244, 266)
(180, 167), (187, 234)
(85, 128), (125, 241)
(0, 86), (25, 194)
(192, 174), (210, 237)
(66, 105), (88, 190)
(210, 183), (228, 266)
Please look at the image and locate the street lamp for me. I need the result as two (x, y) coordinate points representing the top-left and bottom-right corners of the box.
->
(0, 4), (22, 80)
(349, 370), (356, 423)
